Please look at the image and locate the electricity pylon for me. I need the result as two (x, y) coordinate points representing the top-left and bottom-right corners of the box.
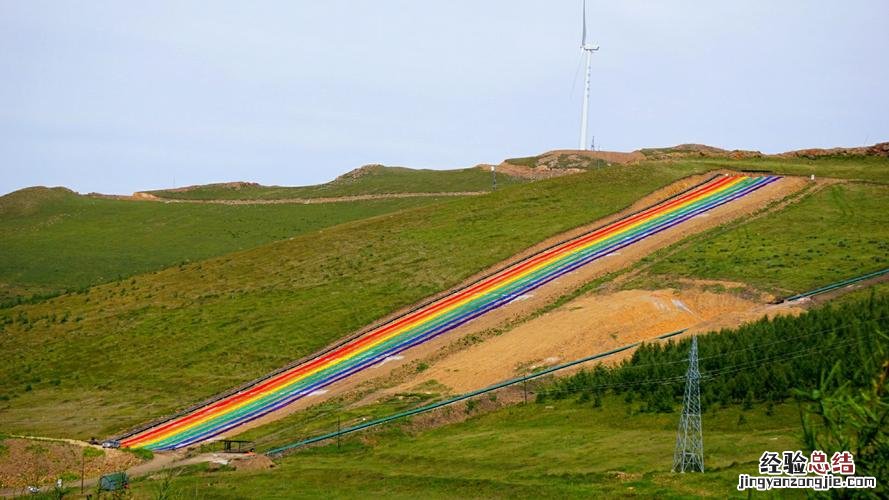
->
(672, 336), (704, 473)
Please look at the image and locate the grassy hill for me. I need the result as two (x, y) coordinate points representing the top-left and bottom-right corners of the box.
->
(147, 165), (525, 200)
(627, 181), (889, 295)
(230, 285), (889, 454)
(507, 150), (889, 184)
(127, 289), (889, 498)
(674, 155), (889, 184)
(1, 154), (886, 442)
(132, 399), (804, 498)
(0, 187), (449, 304)
(0, 162), (712, 438)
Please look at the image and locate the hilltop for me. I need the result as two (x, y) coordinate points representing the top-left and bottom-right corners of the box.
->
(0, 186), (79, 217)
(141, 164), (526, 201)
(76, 141), (889, 203)
(501, 142), (889, 182)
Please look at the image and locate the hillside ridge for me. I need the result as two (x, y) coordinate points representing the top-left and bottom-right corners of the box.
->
(502, 141), (889, 173)
(5, 142), (885, 201)
(0, 186), (78, 217)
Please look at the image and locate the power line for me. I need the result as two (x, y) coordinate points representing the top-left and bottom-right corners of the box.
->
(262, 325), (875, 454)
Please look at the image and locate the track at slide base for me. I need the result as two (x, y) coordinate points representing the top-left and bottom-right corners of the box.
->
(120, 174), (780, 451)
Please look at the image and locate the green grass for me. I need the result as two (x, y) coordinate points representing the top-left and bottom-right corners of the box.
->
(123, 446), (154, 461)
(82, 446), (104, 458)
(225, 389), (448, 454)
(676, 155), (889, 184)
(130, 397), (804, 498)
(502, 156), (539, 168)
(0, 187), (449, 302)
(148, 165), (526, 200)
(1, 155), (885, 441)
(507, 151), (889, 184)
(0, 162), (711, 438)
(129, 288), (889, 498)
(635, 182), (889, 295)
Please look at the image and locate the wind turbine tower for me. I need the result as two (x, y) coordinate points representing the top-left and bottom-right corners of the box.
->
(578, 0), (600, 150)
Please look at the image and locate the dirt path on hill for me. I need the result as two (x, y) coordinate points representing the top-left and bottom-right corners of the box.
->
(0, 436), (141, 493)
(0, 447), (269, 497)
(94, 191), (487, 205)
(207, 173), (808, 440)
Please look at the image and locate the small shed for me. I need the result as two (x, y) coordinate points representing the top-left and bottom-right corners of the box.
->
(220, 439), (255, 453)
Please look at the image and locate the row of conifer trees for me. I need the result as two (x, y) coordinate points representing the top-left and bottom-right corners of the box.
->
(542, 290), (888, 413)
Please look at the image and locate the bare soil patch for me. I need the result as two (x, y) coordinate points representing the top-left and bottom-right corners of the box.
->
(0, 437), (141, 489)
(230, 454), (275, 472)
(384, 287), (804, 395)
(496, 149), (645, 179)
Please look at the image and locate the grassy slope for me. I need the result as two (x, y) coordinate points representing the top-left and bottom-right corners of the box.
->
(0, 187), (447, 303)
(509, 151), (889, 183)
(1, 155), (884, 440)
(131, 284), (889, 499)
(130, 398), (802, 498)
(148, 165), (525, 200)
(632, 182), (889, 295)
(0, 162), (710, 438)
(670, 155), (889, 184)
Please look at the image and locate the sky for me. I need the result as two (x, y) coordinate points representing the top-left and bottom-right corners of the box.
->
(1, 1), (887, 195)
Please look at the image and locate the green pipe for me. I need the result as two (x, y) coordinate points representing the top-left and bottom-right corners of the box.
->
(783, 267), (889, 302)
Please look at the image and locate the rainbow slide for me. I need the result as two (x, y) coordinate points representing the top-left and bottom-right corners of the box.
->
(120, 174), (779, 450)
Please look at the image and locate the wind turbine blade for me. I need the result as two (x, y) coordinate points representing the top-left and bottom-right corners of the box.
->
(581, 0), (587, 46)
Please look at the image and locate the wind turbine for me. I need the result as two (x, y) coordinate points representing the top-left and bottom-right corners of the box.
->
(578, 0), (599, 150)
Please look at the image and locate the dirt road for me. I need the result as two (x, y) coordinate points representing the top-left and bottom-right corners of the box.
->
(95, 191), (487, 205)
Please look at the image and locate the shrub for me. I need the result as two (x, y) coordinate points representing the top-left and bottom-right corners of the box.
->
(124, 447), (154, 460)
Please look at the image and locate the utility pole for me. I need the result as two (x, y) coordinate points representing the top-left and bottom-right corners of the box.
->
(672, 336), (704, 473)
(593, 135), (601, 169)
(491, 165), (497, 191)
(80, 452), (85, 493)
(336, 416), (341, 450)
